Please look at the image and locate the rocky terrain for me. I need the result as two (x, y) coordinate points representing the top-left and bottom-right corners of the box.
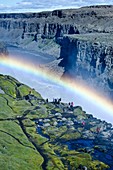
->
(0, 5), (113, 55)
(0, 74), (113, 170)
(1, 5), (113, 170)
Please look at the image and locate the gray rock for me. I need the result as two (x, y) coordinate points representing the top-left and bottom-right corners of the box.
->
(39, 119), (43, 122)
(0, 88), (4, 94)
(67, 120), (74, 126)
(53, 121), (58, 126)
(43, 123), (50, 127)
(62, 117), (67, 121)
(83, 166), (88, 170)
(43, 119), (50, 122)
(101, 131), (112, 138)
(55, 113), (62, 117)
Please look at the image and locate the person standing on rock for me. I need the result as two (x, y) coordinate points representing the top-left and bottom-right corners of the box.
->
(96, 127), (100, 133)
(82, 121), (86, 127)
(70, 102), (74, 111)
(46, 98), (48, 103)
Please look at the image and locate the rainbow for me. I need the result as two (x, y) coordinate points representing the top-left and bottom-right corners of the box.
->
(0, 55), (113, 123)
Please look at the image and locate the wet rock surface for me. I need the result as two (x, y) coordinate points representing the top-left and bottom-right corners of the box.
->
(0, 74), (113, 169)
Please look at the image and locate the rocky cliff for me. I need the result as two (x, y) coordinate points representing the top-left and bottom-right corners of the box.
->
(1, 5), (113, 44)
(0, 10), (79, 43)
(1, 5), (113, 96)
(58, 33), (113, 98)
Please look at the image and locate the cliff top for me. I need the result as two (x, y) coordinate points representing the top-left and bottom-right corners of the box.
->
(1, 5), (113, 33)
(66, 33), (113, 46)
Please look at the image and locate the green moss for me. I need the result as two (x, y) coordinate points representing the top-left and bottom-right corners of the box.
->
(0, 75), (110, 169)
(26, 105), (49, 119)
(5, 75), (21, 85)
(0, 121), (43, 170)
(61, 130), (81, 140)
(18, 85), (42, 98)
(46, 156), (65, 170)
(0, 94), (33, 118)
(0, 121), (33, 147)
(0, 77), (16, 98)
(0, 96), (14, 118)
(23, 119), (36, 127)
(66, 154), (90, 168)
(43, 103), (55, 110)
(64, 151), (109, 169)
(89, 160), (109, 170)
(42, 143), (65, 170)
(10, 100), (34, 116)
(73, 106), (87, 120)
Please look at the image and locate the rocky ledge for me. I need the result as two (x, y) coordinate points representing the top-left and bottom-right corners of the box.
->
(0, 74), (113, 170)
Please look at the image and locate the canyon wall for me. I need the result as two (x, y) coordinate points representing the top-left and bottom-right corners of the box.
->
(58, 34), (113, 98)
(0, 5), (113, 44)
(0, 5), (113, 97)
(0, 11), (79, 43)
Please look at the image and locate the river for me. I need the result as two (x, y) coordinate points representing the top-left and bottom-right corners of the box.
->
(0, 45), (113, 124)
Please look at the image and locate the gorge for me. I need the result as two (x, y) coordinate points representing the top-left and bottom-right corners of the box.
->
(0, 5), (113, 99)
(0, 5), (113, 170)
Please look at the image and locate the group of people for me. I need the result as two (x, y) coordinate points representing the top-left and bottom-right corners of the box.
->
(53, 98), (62, 104)
(68, 102), (74, 111)
(28, 92), (101, 134)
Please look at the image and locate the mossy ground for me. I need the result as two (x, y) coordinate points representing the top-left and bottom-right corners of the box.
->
(0, 75), (110, 170)
(0, 121), (43, 170)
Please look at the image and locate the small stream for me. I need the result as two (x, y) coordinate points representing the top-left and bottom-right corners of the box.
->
(36, 127), (50, 140)
(65, 139), (94, 150)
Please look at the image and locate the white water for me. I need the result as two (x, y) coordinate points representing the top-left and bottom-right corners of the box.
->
(0, 45), (113, 124)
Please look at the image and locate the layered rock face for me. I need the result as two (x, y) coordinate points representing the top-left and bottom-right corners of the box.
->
(0, 11), (79, 42)
(0, 5), (113, 97)
(1, 5), (113, 42)
(58, 34), (113, 98)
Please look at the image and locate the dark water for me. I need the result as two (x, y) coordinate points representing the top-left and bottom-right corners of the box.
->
(65, 139), (94, 150)
(93, 149), (113, 169)
(36, 127), (50, 140)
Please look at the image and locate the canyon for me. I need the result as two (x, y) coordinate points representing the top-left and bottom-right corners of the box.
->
(0, 5), (113, 97)
(1, 5), (113, 170)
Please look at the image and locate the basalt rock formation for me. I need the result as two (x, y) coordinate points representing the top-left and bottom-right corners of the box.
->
(0, 11), (79, 42)
(1, 5), (113, 96)
(1, 5), (113, 44)
(57, 34), (113, 98)
(0, 74), (113, 170)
